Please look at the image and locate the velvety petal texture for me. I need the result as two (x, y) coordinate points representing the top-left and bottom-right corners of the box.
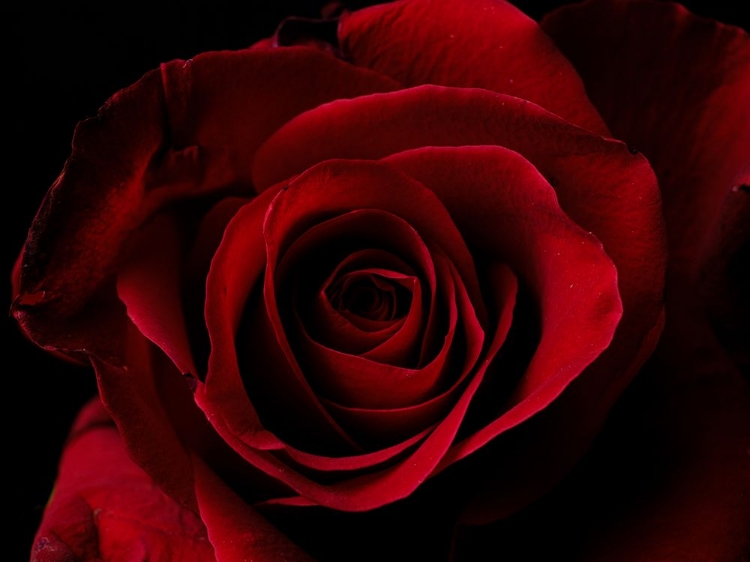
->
(22, 0), (750, 560)
(31, 400), (216, 562)
(339, 0), (609, 134)
(12, 47), (398, 365)
(542, 0), (750, 283)
(452, 328), (750, 562)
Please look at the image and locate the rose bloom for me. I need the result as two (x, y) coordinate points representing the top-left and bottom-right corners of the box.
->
(10, 0), (749, 560)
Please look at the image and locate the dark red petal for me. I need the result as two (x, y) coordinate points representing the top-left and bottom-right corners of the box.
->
(262, 160), (484, 324)
(197, 160), (512, 508)
(696, 186), (750, 369)
(253, 84), (664, 406)
(184, 196), (251, 376)
(306, 251), (414, 355)
(160, 47), (399, 193)
(12, 69), (163, 349)
(573, 353), (750, 561)
(281, 214), (452, 410)
(94, 324), (199, 511)
(457, 314), (750, 561)
(117, 213), (197, 376)
(12, 46), (398, 363)
(339, 0), (608, 134)
(31, 400), (215, 562)
(276, 210), (432, 359)
(201, 198), (416, 472)
(542, 0), (750, 284)
(322, 254), (490, 446)
(261, 162), (485, 411)
(192, 457), (313, 562)
(301, 251), (462, 412)
(384, 145), (622, 462)
(266, 264), (517, 510)
(272, 427), (431, 473)
(202, 187), (358, 455)
(317, 271), (422, 364)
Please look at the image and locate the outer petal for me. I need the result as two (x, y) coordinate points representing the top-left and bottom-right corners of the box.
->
(12, 46), (398, 364)
(454, 318), (750, 562)
(192, 457), (314, 562)
(339, 0), (609, 134)
(574, 351), (750, 561)
(30, 399), (216, 562)
(542, 0), (750, 282)
(93, 329), (201, 513)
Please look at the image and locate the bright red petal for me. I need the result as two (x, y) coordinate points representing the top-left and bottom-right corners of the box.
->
(31, 400), (216, 562)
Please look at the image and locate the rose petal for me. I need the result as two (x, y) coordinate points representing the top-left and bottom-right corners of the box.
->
(184, 196), (251, 376)
(201, 193), (425, 471)
(31, 399), (215, 562)
(543, 0), (749, 376)
(196, 161), (512, 510)
(253, 82), (664, 412)
(117, 212), (197, 377)
(12, 69), (165, 364)
(261, 160), (485, 324)
(275, 210), (432, 362)
(192, 456), (313, 562)
(12, 46), (398, 363)
(542, 0), (750, 285)
(280, 214), (456, 410)
(94, 324), (198, 510)
(455, 321), (750, 561)
(339, 0), (608, 134)
(202, 186), (359, 456)
(303, 251), (462, 414)
(264, 263), (517, 510)
(321, 254), (490, 446)
(308, 257), (417, 356)
(243, 159), (485, 426)
(159, 47), (399, 193)
(383, 145), (622, 464)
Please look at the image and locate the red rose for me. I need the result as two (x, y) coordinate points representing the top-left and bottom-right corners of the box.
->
(11, 0), (749, 560)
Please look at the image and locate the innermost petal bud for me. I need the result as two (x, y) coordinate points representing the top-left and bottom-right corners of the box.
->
(328, 271), (412, 323)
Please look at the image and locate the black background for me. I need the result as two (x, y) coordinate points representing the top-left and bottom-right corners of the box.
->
(4, 2), (747, 560)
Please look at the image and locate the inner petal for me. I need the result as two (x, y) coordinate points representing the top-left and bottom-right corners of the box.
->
(275, 209), (438, 363)
(328, 270), (413, 323)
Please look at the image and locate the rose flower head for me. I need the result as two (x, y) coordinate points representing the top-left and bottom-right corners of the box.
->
(11, 0), (749, 560)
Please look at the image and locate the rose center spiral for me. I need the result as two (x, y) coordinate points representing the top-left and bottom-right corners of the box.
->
(327, 271), (412, 322)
